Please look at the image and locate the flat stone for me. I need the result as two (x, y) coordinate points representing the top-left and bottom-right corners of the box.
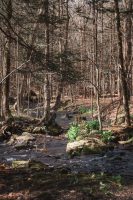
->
(16, 132), (35, 142)
(12, 160), (30, 168)
(12, 160), (48, 170)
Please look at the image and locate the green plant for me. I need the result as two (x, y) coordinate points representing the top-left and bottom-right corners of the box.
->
(86, 120), (99, 131)
(79, 106), (90, 114)
(112, 175), (122, 187)
(100, 130), (114, 142)
(130, 114), (133, 120)
(99, 181), (108, 192)
(67, 123), (80, 142)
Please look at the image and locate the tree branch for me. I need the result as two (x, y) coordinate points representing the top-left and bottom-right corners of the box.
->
(0, 58), (31, 85)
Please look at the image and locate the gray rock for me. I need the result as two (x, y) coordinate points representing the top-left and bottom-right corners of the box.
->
(16, 132), (35, 142)
(8, 132), (35, 149)
(66, 138), (105, 155)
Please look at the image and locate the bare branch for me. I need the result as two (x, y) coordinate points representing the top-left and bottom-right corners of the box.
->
(0, 58), (31, 85)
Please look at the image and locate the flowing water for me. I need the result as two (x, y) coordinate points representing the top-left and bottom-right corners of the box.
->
(0, 111), (133, 199)
(0, 135), (133, 179)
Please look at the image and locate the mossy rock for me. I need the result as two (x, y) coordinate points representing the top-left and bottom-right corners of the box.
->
(29, 160), (48, 170)
(12, 160), (48, 170)
(12, 160), (30, 168)
(66, 138), (106, 156)
(82, 145), (104, 155)
(76, 130), (100, 141)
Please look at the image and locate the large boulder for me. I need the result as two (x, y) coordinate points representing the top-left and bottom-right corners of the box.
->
(8, 132), (35, 149)
(66, 138), (106, 156)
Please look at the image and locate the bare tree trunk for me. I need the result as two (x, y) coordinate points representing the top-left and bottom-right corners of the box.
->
(123, 0), (132, 99)
(93, 0), (102, 130)
(53, 0), (69, 112)
(53, 82), (63, 111)
(44, 0), (51, 121)
(44, 74), (51, 121)
(114, 0), (131, 126)
(0, 77), (2, 118)
(2, 0), (12, 121)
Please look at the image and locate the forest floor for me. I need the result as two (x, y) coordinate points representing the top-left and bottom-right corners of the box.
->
(0, 97), (133, 200)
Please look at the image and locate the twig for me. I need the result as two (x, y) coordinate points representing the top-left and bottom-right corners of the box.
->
(0, 58), (31, 85)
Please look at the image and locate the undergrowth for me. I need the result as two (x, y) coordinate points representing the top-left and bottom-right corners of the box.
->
(99, 130), (115, 143)
(67, 120), (114, 143)
(78, 106), (96, 114)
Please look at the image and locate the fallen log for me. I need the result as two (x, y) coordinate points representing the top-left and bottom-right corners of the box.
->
(118, 137), (133, 144)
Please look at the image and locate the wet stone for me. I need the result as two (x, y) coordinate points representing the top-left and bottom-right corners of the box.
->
(7, 132), (35, 150)
(12, 160), (30, 168)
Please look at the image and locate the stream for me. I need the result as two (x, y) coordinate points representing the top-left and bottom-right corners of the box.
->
(0, 111), (133, 199)
(0, 134), (133, 180)
(0, 110), (133, 179)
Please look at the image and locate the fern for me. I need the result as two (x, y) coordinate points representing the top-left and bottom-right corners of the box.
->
(86, 120), (99, 131)
(67, 123), (80, 142)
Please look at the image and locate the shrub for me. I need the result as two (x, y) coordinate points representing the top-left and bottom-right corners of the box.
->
(112, 175), (122, 187)
(86, 120), (99, 131)
(79, 106), (90, 114)
(100, 130), (114, 142)
(67, 123), (80, 142)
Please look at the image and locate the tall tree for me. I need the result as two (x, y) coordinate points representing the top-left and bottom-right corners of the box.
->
(93, 0), (102, 130)
(53, 0), (70, 111)
(2, 0), (12, 121)
(114, 0), (131, 126)
(43, 0), (51, 122)
(123, 0), (132, 97)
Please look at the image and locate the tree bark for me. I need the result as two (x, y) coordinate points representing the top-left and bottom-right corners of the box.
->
(2, 0), (12, 121)
(123, 0), (132, 98)
(93, 0), (102, 130)
(44, 0), (51, 121)
(114, 0), (131, 126)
